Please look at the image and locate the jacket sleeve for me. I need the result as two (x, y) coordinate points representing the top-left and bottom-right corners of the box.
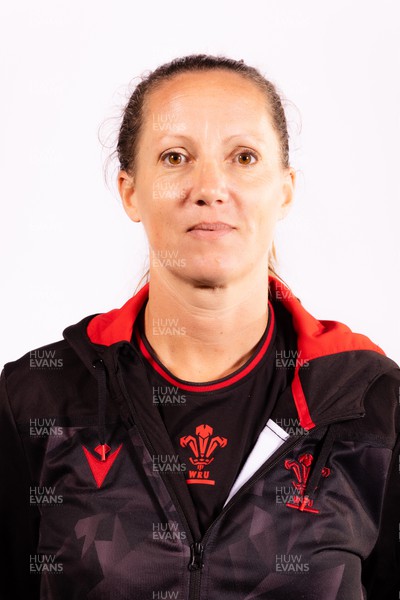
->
(361, 368), (400, 599)
(0, 368), (41, 599)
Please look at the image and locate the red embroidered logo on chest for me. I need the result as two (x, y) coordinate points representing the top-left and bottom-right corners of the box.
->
(82, 444), (123, 488)
(180, 424), (228, 486)
(284, 453), (331, 513)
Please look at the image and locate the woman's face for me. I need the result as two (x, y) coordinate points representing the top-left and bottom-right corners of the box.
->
(119, 70), (295, 288)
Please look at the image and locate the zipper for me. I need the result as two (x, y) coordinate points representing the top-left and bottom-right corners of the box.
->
(189, 541), (204, 571)
(188, 542), (204, 600)
(115, 347), (365, 600)
(115, 362), (206, 599)
(183, 434), (304, 600)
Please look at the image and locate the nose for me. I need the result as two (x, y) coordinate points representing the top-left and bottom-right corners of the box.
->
(190, 159), (229, 206)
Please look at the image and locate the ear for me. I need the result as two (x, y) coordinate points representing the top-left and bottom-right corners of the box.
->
(117, 170), (141, 223)
(278, 167), (296, 221)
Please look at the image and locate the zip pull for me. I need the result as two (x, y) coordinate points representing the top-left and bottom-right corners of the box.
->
(188, 542), (204, 571)
(92, 358), (107, 458)
(97, 444), (108, 462)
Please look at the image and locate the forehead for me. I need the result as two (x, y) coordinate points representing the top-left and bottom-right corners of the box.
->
(143, 70), (275, 135)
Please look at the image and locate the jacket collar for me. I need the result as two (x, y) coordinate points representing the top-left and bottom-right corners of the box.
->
(66, 275), (394, 430)
(85, 274), (385, 355)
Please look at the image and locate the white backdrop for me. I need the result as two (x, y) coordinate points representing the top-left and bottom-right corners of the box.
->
(1, 0), (399, 368)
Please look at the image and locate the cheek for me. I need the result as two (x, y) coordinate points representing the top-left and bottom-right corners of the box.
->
(134, 174), (177, 236)
(243, 180), (283, 229)
(141, 207), (169, 243)
(151, 173), (188, 204)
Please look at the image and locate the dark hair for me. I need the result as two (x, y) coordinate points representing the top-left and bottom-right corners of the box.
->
(112, 54), (292, 290)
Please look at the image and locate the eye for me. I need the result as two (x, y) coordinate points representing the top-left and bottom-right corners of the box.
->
(161, 151), (188, 166)
(236, 150), (258, 165)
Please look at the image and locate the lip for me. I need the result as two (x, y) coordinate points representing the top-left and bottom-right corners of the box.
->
(188, 222), (235, 231)
(187, 221), (235, 239)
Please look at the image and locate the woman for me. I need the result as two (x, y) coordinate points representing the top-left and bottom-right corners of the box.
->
(1, 54), (399, 600)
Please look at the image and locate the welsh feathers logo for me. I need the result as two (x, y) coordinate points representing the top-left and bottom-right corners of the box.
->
(180, 424), (228, 486)
(82, 444), (122, 488)
(284, 453), (331, 513)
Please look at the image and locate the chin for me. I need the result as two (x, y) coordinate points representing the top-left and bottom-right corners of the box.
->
(183, 265), (242, 289)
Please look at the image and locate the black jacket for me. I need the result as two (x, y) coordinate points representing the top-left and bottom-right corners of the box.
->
(1, 275), (399, 599)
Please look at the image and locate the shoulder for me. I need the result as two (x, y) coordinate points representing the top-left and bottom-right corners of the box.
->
(2, 338), (69, 376)
(366, 367), (400, 396)
(362, 367), (400, 436)
(1, 337), (93, 424)
(2, 337), (78, 391)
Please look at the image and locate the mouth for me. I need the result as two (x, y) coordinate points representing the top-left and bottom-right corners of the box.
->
(187, 222), (235, 240)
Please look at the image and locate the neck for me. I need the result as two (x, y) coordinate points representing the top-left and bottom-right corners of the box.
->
(143, 269), (270, 382)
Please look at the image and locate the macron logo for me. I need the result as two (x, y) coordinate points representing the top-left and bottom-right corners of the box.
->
(82, 444), (122, 488)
